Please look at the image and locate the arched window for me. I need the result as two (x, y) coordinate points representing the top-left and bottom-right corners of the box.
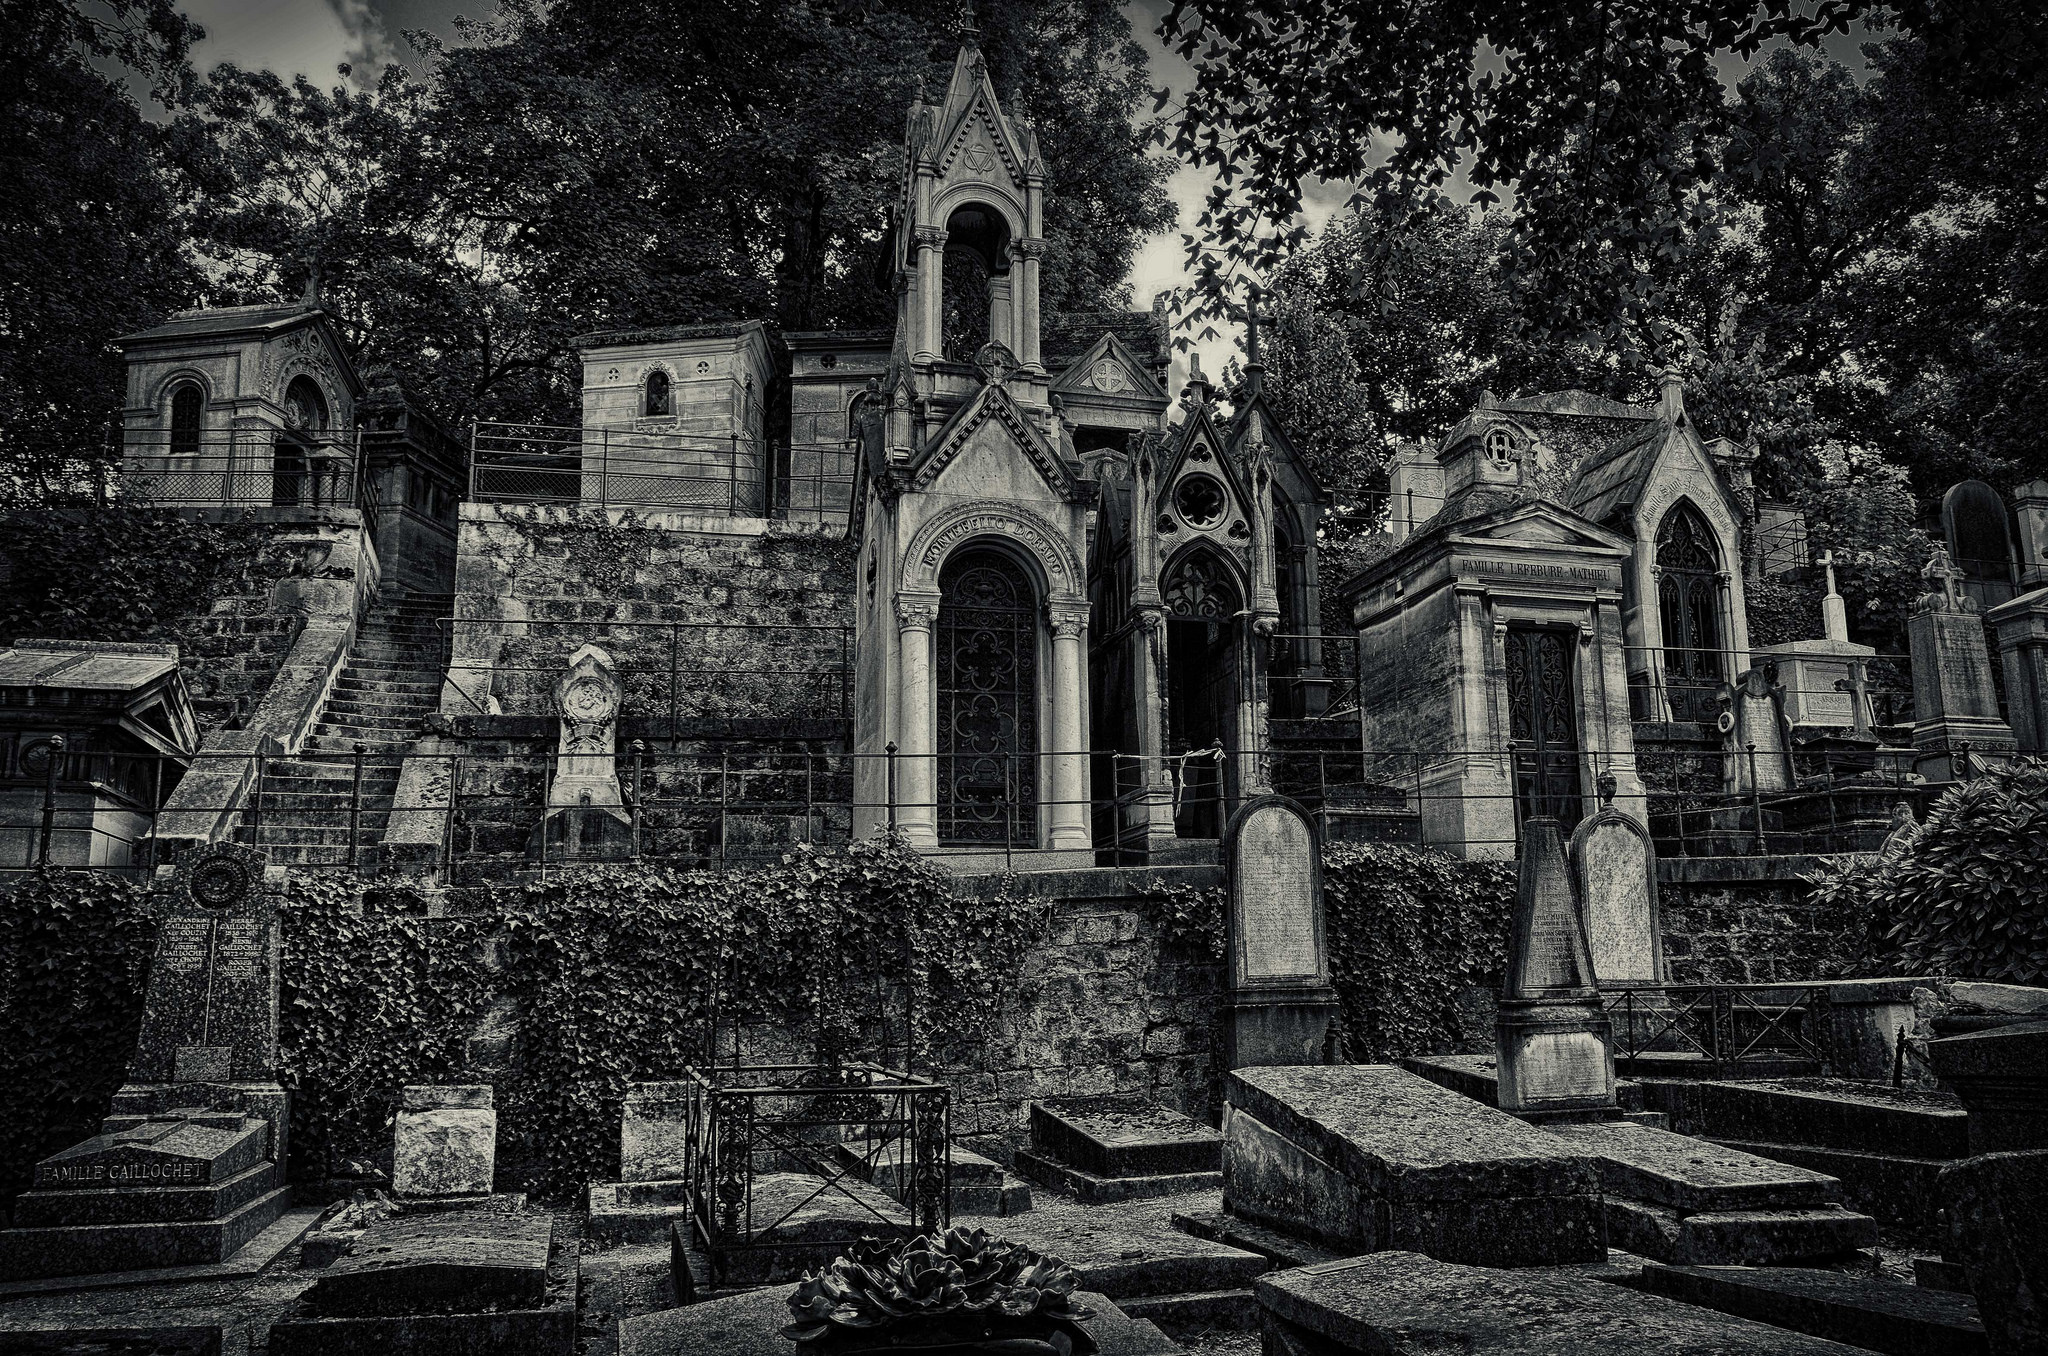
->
(643, 370), (673, 417)
(283, 376), (329, 432)
(168, 383), (203, 458)
(1657, 501), (1725, 722)
(936, 548), (1040, 845)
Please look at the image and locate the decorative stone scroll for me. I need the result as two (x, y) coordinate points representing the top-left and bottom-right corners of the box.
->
(1221, 794), (1337, 1068)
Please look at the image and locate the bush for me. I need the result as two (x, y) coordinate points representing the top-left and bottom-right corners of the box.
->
(1807, 762), (2048, 984)
(0, 871), (154, 1201)
(1323, 843), (1517, 1061)
(0, 502), (259, 642)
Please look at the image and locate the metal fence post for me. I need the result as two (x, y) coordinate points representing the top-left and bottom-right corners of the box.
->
(886, 742), (898, 831)
(1747, 743), (1765, 854)
(37, 735), (64, 869)
(631, 740), (646, 861)
(349, 742), (367, 871)
(442, 753), (460, 886)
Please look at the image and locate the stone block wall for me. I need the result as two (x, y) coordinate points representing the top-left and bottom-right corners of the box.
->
(1659, 874), (1841, 983)
(445, 505), (856, 725)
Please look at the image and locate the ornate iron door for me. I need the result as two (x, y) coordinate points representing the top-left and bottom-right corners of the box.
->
(1657, 503), (1725, 723)
(1505, 626), (1582, 829)
(936, 550), (1038, 844)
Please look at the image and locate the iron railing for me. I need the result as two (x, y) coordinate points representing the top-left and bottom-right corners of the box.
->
(1603, 982), (1835, 1070)
(119, 431), (365, 510)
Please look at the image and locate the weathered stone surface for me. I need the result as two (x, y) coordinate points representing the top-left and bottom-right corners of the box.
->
(127, 845), (282, 1085)
(619, 1286), (1176, 1356)
(298, 1213), (553, 1318)
(1257, 1251), (1867, 1353)
(619, 1082), (691, 1183)
(1601, 1196), (1877, 1265)
(975, 1206), (1266, 1299)
(13, 1163), (277, 1228)
(1013, 1149), (1218, 1204)
(1570, 803), (1662, 985)
(1949, 982), (2048, 1015)
(399, 1085), (493, 1113)
(693, 1171), (914, 1285)
(1707, 1138), (1949, 1232)
(1544, 1120), (1840, 1212)
(1940, 1149), (2048, 1356)
(1029, 1096), (1221, 1178)
(1646, 1078), (1970, 1160)
(391, 1099), (495, 1198)
(1400, 1052), (1647, 1112)
(1223, 1066), (1604, 1265)
(0, 1186), (292, 1282)
(1925, 1020), (2048, 1154)
(1638, 1264), (1986, 1356)
(33, 1118), (268, 1192)
(1496, 820), (1616, 1117)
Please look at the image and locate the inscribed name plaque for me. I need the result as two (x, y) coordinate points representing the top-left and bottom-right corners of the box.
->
(1221, 795), (1337, 1068)
(128, 842), (283, 1085)
(1568, 799), (1663, 986)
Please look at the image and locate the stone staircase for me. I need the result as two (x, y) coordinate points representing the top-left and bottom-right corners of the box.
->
(237, 590), (453, 868)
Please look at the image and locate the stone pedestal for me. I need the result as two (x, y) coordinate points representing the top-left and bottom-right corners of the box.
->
(1756, 638), (1879, 730)
(1925, 1019), (2048, 1155)
(1496, 819), (1617, 1120)
(1220, 795), (1337, 1067)
(1908, 548), (2017, 781)
(393, 1084), (497, 1198)
(0, 844), (291, 1281)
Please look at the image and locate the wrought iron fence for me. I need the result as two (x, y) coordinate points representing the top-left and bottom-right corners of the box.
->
(678, 1061), (949, 1293)
(119, 431), (365, 509)
(1603, 983), (1834, 1070)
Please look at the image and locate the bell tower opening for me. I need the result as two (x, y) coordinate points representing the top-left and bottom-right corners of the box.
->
(940, 203), (1012, 363)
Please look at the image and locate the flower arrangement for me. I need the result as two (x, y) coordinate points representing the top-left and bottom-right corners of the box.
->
(783, 1226), (1097, 1354)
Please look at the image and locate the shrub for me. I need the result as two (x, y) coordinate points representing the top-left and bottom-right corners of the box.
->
(0, 502), (259, 642)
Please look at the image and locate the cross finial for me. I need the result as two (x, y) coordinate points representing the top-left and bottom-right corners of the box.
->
(956, 1), (979, 43)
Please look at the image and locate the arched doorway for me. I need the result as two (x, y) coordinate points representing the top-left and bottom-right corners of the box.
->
(274, 375), (331, 508)
(936, 548), (1040, 845)
(1657, 501), (1725, 723)
(1163, 549), (1241, 838)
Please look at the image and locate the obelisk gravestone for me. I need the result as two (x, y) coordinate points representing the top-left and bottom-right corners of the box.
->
(1495, 819), (1617, 1120)
(1221, 794), (1338, 1067)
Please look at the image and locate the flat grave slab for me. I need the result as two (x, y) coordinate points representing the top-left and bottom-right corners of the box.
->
(1939, 1148), (2048, 1356)
(975, 1204), (1267, 1300)
(1602, 1198), (1877, 1266)
(1638, 1263), (1986, 1356)
(619, 1285), (1177, 1356)
(1646, 1079), (1969, 1160)
(0, 1207), (321, 1301)
(268, 1211), (575, 1356)
(1257, 1251), (1870, 1354)
(1545, 1120), (1840, 1212)
(1028, 1097), (1222, 1178)
(1223, 1065), (1603, 1266)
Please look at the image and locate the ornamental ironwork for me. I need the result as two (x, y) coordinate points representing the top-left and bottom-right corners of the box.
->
(936, 549), (1038, 845)
(1505, 626), (1582, 829)
(1163, 550), (1239, 620)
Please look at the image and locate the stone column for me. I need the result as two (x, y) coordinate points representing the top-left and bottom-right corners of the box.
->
(1017, 240), (1044, 372)
(1047, 608), (1090, 850)
(914, 228), (946, 365)
(987, 274), (1013, 356)
(895, 597), (938, 845)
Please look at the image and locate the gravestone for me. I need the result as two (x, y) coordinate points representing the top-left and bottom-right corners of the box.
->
(1938, 1149), (2048, 1356)
(1924, 1020), (2048, 1154)
(1721, 664), (1795, 793)
(392, 1085), (497, 1198)
(1220, 794), (1338, 1068)
(1494, 818), (1617, 1120)
(0, 843), (292, 1281)
(1568, 774), (1663, 986)
(531, 642), (633, 861)
(1942, 479), (2018, 612)
(1908, 547), (2017, 782)
(1757, 550), (1881, 733)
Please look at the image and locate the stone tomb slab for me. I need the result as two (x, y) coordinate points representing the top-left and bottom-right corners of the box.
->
(1545, 1120), (1840, 1212)
(268, 1212), (574, 1356)
(619, 1285), (1176, 1356)
(32, 1118), (269, 1193)
(1028, 1096), (1223, 1178)
(1223, 1065), (1603, 1266)
(1939, 1148), (2048, 1356)
(1257, 1251), (1868, 1355)
(1638, 1264), (1986, 1356)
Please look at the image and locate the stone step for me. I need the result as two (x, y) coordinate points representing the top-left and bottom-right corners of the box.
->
(1636, 1263), (1986, 1356)
(1027, 1097), (1222, 1178)
(1602, 1197), (1878, 1265)
(1172, 1211), (1348, 1270)
(987, 1210), (1267, 1301)
(1543, 1121), (1844, 1213)
(0, 1185), (291, 1282)
(1707, 1137), (1952, 1230)
(1116, 1288), (1260, 1333)
(1641, 1079), (1969, 1161)
(1013, 1148), (1221, 1205)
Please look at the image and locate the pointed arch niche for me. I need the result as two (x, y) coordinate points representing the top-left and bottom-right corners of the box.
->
(1162, 546), (1244, 838)
(1655, 499), (1729, 723)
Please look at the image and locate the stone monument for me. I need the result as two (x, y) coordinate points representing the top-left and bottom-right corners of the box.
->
(391, 1085), (498, 1199)
(1942, 478), (2019, 613)
(1495, 818), (1618, 1120)
(1719, 663), (1794, 794)
(1566, 774), (1663, 986)
(531, 642), (633, 860)
(1220, 794), (1338, 1068)
(1756, 549), (1881, 731)
(1988, 576), (2048, 755)
(0, 842), (293, 1280)
(1908, 546), (2017, 782)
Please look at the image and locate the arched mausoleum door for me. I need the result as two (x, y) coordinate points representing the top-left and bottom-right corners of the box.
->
(1162, 548), (1242, 839)
(936, 547), (1041, 846)
(1656, 500), (1726, 723)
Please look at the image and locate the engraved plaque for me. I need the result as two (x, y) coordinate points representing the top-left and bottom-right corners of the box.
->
(1226, 798), (1327, 989)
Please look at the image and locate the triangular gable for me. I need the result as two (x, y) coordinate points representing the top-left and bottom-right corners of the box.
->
(908, 381), (1080, 498)
(932, 47), (1029, 187)
(1050, 331), (1170, 403)
(1227, 391), (1328, 505)
(1448, 500), (1632, 556)
(1159, 405), (1256, 517)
